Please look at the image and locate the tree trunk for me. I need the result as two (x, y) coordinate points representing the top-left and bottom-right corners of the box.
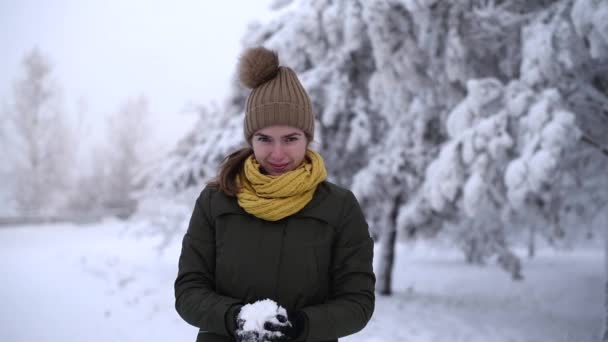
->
(464, 234), (484, 265)
(528, 225), (536, 259)
(603, 221), (608, 341)
(377, 224), (397, 296)
(377, 194), (402, 296)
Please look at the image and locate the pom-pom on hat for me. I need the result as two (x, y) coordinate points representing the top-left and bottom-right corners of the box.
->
(238, 47), (314, 141)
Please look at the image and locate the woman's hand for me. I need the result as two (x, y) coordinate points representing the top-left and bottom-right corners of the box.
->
(234, 299), (302, 342)
(263, 311), (305, 341)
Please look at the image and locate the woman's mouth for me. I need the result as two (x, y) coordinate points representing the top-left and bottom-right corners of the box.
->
(268, 162), (289, 172)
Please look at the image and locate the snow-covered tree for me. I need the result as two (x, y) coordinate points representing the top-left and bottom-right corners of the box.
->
(147, 0), (608, 298)
(139, 104), (245, 246)
(0, 48), (74, 217)
(400, 80), (579, 279)
(354, 0), (607, 291)
(147, 103), (244, 194)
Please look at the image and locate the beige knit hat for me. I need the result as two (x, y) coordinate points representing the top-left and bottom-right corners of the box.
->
(238, 47), (314, 141)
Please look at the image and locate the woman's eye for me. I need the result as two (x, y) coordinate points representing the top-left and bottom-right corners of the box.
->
(285, 137), (298, 143)
(257, 136), (270, 143)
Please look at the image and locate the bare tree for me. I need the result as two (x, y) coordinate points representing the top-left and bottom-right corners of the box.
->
(1, 48), (73, 217)
(98, 96), (151, 218)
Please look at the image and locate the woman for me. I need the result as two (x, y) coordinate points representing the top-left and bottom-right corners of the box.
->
(175, 47), (375, 342)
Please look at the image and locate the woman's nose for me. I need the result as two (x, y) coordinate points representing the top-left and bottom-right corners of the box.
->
(270, 143), (286, 159)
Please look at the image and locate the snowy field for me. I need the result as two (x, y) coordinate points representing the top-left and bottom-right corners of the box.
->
(0, 220), (603, 342)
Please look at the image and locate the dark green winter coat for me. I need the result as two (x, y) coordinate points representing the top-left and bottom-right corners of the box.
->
(174, 181), (375, 342)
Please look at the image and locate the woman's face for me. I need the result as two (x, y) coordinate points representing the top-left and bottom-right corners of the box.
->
(251, 125), (308, 176)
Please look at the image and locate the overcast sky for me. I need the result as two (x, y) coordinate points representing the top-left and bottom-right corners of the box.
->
(0, 0), (275, 153)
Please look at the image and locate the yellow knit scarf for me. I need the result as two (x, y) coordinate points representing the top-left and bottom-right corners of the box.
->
(237, 149), (327, 221)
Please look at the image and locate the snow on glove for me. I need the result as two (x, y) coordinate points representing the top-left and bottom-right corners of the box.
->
(235, 299), (291, 342)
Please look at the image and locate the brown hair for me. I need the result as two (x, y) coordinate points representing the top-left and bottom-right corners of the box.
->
(208, 147), (253, 196)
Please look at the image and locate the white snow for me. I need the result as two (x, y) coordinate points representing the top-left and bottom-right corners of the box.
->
(527, 149), (558, 192)
(520, 19), (556, 86)
(346, 99), (372, 152)
(504, 158), (528, 207)
(466, 78), (503, 114)
(571, 0), (608, 59)
(0, 221), (603, 342)
(524, 97), (552, 134)
(505, 81), (533, 118)
(238, 299), (288, 333)
(446, 100), (473, 139)
(462, 173), (487, 218)
(540, 110), (578, 148)
(425, 141), (465, 212)
(351, 242), (603, 342)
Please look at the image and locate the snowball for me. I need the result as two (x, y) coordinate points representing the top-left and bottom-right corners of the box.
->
(238, 299), (288, 333)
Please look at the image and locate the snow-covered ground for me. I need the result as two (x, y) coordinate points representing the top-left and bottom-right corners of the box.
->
(0, 220), (603, 342)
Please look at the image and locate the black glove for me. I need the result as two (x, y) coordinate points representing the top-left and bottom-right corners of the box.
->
(263, 311), (307, 341)
(226, 304), (245, 340)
